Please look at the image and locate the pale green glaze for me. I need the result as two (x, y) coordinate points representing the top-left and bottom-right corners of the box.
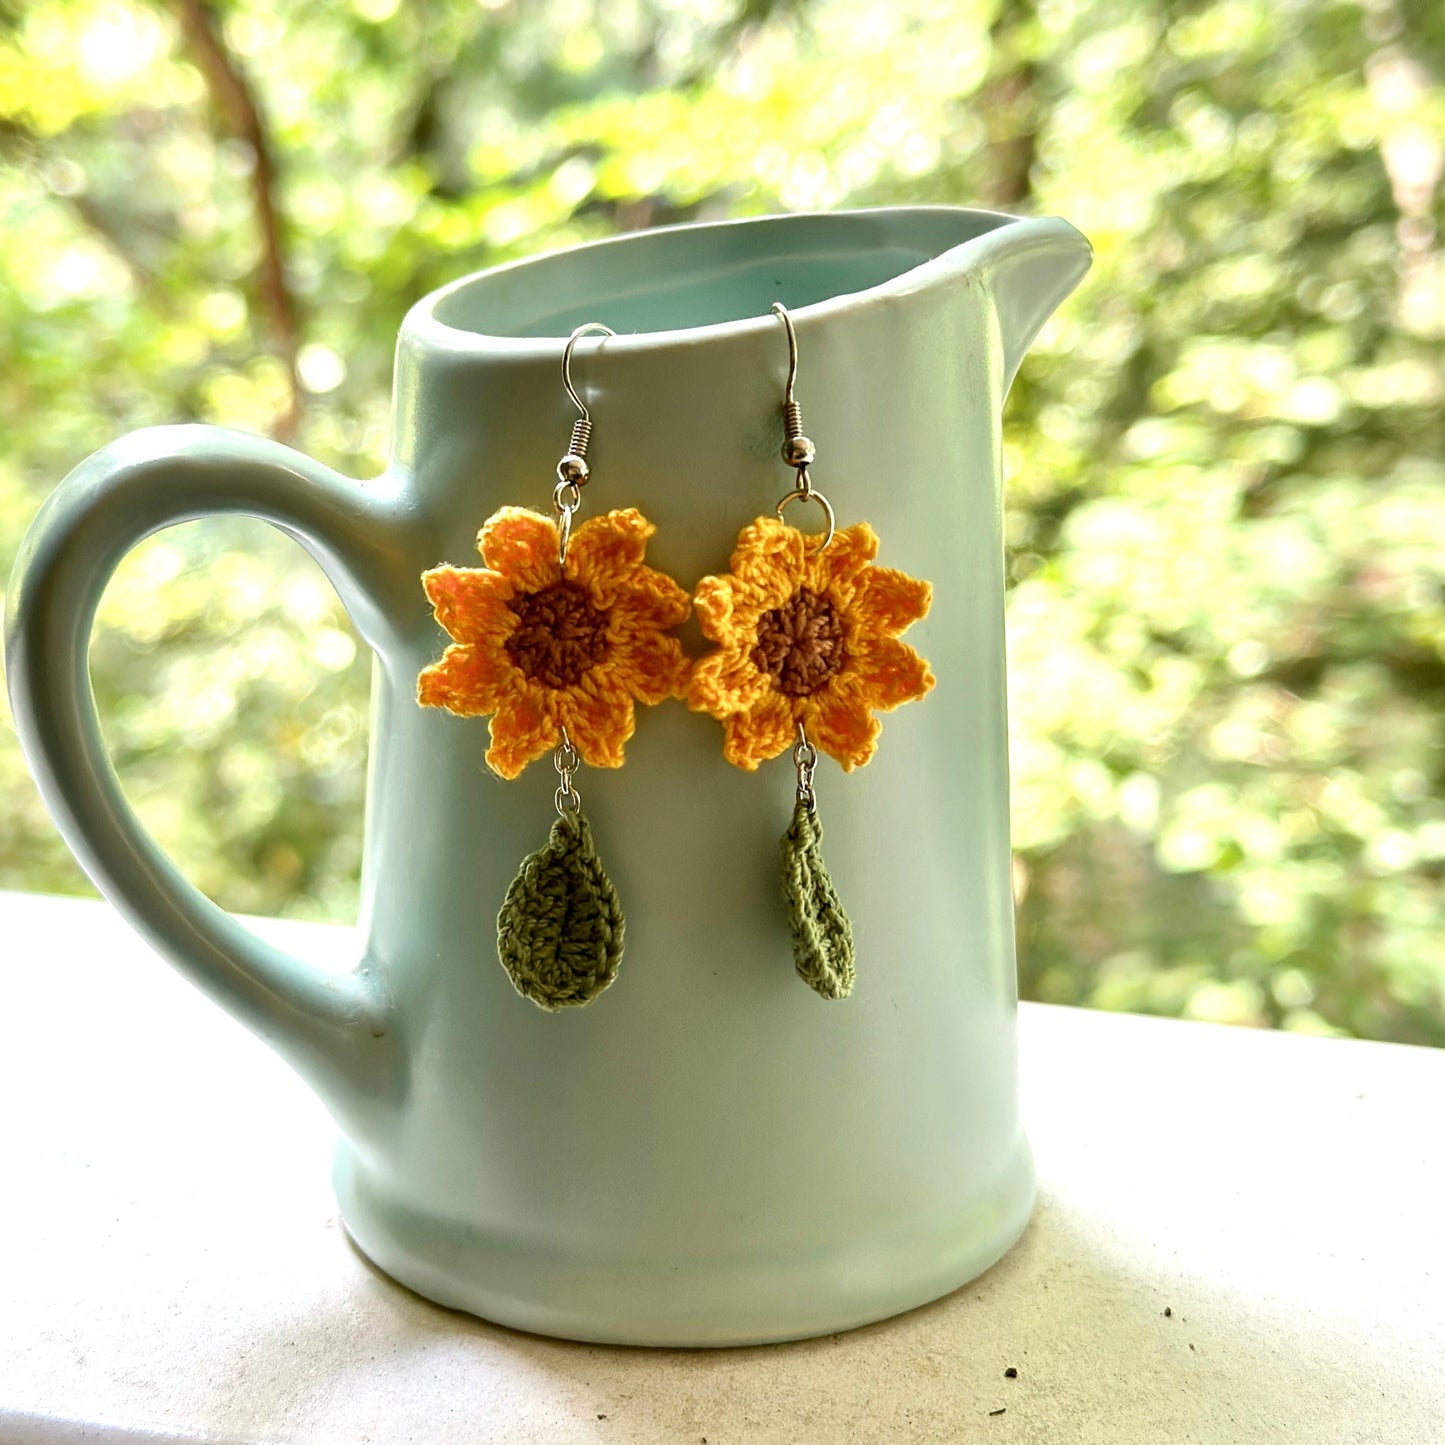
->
(6, 208), (1090, 1346)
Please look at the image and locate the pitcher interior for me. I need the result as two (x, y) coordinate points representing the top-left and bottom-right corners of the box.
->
(427, 209), (1014, 339)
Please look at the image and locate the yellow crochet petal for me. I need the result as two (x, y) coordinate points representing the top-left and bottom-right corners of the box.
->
(687, 647), (772, 718)
(851, 635), (936, 711)
(728, 515), (805, 605)
(851, 565), (932, 637)
(477, 507), (559, 592)
(559, 672), (636, 770)
(421, 566), (517, 645)
(806, 684), (883, 771)
(418, 643), (516, 717)
(601, 561), (690, 704)
(692, 573), (752, 642)
(607, 563), (691, 632)
(722, 688), (798, 771)
(611, 627), (692, 705)
(568, 508), (655, 606)
(485, 684), (558, 780)
(806, 520), (879, 592)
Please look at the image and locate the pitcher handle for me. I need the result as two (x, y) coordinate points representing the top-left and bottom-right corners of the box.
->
(5, 424), (418, 1122)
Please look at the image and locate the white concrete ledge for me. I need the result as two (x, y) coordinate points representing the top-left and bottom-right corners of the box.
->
(2, 891), (1440, 1443)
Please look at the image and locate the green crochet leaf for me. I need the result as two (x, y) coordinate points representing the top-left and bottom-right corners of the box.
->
(496, 810), (624, 1011)
(780, 799), (855, 1000)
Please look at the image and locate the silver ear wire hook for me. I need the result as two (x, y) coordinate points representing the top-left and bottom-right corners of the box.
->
(774, 300), (800, 406)
(562, 321), (615, 423)
(770, 302), (813, 469)
(771, 302), (833, 550)
(554, 322), (615, 569)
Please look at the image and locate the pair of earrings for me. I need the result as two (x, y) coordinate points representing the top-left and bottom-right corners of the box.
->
(417, 305), (935, 1011)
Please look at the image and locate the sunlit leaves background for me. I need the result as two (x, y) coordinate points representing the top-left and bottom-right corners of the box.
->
(2, 0), (1442, 1042)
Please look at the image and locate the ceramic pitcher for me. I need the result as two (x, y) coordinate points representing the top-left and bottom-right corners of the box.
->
(6, 207), (1090, 1346)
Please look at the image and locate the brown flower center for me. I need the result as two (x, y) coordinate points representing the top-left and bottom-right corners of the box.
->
(505, 581), (609, 688)
(751, 587), (847, 696)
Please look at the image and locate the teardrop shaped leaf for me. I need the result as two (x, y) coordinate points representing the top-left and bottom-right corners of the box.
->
(497, 811), (625, 1011)
(780, 799), (855, 1000)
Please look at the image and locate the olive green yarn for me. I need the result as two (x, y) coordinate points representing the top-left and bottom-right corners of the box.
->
(780, 798), (855, 1000)
(497, 810), (624, 1011)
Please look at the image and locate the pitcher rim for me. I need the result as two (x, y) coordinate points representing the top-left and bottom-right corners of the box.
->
(403, 205), (1087, 357)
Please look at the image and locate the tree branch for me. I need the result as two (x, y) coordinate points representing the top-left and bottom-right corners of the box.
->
(173, 0), (301, 438)
(979, 0), (1040, 210)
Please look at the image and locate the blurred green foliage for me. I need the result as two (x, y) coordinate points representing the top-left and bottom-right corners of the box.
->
(2, 0), (1442, 1042)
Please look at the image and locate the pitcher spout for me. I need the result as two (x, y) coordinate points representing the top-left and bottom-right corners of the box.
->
(973, 214), (1092, 392)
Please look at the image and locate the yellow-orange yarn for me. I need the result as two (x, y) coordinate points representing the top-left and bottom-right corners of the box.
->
(686, 516), (934, 771)
(418, 506), (690, 779)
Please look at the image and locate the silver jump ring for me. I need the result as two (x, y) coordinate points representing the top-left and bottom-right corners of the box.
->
(555, 503), (575, 569)
(776, 487), (835, 550)
(553, 728), (581, 816)
(793, 722), (819, 808)
(554, 731), (580, 773)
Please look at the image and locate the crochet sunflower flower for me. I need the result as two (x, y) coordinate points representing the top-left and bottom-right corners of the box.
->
(687, 516), (935, 771)
(418, 507), (690, 779)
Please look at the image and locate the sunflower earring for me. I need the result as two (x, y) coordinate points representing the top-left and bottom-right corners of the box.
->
(417, 323), (691, 1010)
(686, 302), (936, 999)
